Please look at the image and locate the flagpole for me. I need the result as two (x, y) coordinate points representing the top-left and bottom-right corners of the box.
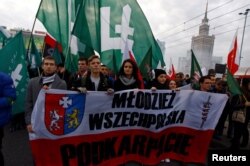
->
(26, 0), (43, 60)
(55, 0), (63, 43)
(65, 1), (82, 72)
(238, 9), (250, 66)
(65, 0), (75, 68)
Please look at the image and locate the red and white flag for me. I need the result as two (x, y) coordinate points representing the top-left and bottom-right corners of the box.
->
(168, 57), (176, 80)
(227, 29), (239, 75)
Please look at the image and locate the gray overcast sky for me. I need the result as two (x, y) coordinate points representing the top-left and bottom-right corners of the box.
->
(0, 0), (249, 70)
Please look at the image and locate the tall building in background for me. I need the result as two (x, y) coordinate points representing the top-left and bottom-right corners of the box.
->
(191, 2), (215, 71)
(178, 3), (222, 74)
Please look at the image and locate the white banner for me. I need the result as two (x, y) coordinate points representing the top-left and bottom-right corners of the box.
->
(30, 89), (228, 166)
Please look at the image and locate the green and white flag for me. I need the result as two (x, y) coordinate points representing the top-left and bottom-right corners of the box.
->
(37, 0), (69, 55)
(29, 37), (42, 69)
(72, 0), (165, 73)
(191, 49), (203, 81)
(0, 31), (29, 114)
(70, 0), (98, 72)
(37, 0), (87, 73)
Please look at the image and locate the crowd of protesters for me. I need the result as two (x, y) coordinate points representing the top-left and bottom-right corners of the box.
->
(29, 55), (250, 151)
(1, 54), (249, 165)
(49, 57), (250, 150)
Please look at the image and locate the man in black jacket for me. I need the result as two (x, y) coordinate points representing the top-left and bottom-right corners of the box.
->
(76, 55), (114, 94)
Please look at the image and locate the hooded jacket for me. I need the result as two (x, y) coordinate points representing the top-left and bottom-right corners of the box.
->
(0, 72), (16, 127)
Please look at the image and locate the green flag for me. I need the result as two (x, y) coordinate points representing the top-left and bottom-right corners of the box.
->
(72, 0), (165, 72)
(139, 46), (152, 80)
(72, 0), (100, 53)
(190, 49), (203, 80)
(0, 31), (29, 114)
(37, 0), (70, 55)
(70, 0), (103, 73)
(64, 48), (78, 73)
(37, 0), (90, 72)
(29, 37), (42, 69)
(65, 38), (94, 73)
(226, 69), (242, 96)
(68, 0), (94, 73)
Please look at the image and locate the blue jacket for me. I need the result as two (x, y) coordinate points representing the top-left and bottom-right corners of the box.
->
(0, 72), (16, 127)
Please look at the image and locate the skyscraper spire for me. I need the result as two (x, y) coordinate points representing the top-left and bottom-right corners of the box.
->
(205, 0), (208, 20)
(202, 0), (209, 23)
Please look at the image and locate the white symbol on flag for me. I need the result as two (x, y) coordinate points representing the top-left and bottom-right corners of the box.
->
(11, 64), (23, 87)
(101, 5), (134, 53)
(59, 97), (72, 108)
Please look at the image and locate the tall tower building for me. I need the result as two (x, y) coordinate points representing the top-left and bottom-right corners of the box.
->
(178, 2), (222, 74)
(191, 2), (215, 70)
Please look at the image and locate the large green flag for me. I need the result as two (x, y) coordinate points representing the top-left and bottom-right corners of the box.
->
(0, 31), (29, 114)
(69, 0), (99, 73)
(190, 49), (203, 80)
(72, 0), (165, 72)
(65, 0), (88, 73)
(72, 0), (100, 53)
(37, 0), (89, 72)
(29, 37), (42, 69)
(226, 69), (242, 96)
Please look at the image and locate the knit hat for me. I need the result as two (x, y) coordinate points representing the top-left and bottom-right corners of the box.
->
(154, 69), (166, 79)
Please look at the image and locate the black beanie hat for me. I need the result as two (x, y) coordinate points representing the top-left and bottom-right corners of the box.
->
(154, 69), (166, 79)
